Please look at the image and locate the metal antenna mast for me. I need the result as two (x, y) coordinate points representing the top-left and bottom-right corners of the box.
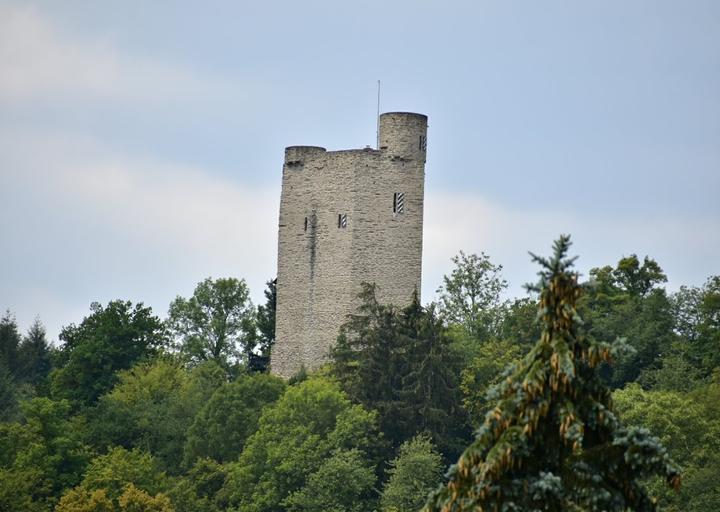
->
(376, 80), (381, 149)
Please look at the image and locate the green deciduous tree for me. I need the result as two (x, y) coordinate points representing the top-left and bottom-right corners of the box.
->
(381, 435), (444, 512)
(459, 338), (523, 426)
(669, 276), (720, 377)
(582, 255), (675, 388)
(51, 301), (167, 406)
(77, 447), (168, 501)
(183, 372), (285, 465)
(284, 448), (377, 512)
(612, 255), (667, 297)
(638, 350), (705, 392)
(436, 251), (508, 341)
(86, 359), (225, 472)
(498, 297), (542, 350)
(221, 377), (382, 512)
(56, 483), (174, 512)
(167, 458), (226, 512)
(425, 236), (680, 512)
(0, 420), (47, 512)
(55, 487), (115, 512)
(167, 277), (255, 369)
(614, 379), (720, 512)
(0, 397), (89, 511)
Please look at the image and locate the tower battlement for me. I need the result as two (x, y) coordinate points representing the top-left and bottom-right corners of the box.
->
(271, 112), (428, 378)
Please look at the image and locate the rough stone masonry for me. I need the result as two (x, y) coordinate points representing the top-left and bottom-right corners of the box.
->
(271, 112), (428, 378)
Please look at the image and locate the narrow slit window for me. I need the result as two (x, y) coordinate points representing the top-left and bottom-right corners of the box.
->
(393, 192), (405, 214)
(338, 213), (347, 229)
(419, 135), (427, 151)
(304, 217), (308, 231)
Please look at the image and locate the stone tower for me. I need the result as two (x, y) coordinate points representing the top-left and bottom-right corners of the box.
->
(271, 112), (428, 378)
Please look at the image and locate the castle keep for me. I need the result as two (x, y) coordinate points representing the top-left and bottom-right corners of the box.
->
(271, 112), (428, 378)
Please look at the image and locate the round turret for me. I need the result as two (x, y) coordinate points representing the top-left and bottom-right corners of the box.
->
(378, 112), (428, 161)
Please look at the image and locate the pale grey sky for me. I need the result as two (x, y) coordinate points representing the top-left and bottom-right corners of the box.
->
(1, 1), (718, 341)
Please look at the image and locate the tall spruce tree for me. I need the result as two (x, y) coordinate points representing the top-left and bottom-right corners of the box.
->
(332, 285), (467, 456)
(425, 236), (681, 512)
(401, 296), (468, 457)
(332, 284), (408, 448)
(18, 318), (52, 390)
(0, 310), (21, 376)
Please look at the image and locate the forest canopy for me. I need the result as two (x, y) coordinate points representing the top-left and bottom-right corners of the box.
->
(1, 240), (718, 512)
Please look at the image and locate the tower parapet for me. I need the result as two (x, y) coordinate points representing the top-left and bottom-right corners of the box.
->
(271, 112), (428, 378)
(284, 146), (326, 167)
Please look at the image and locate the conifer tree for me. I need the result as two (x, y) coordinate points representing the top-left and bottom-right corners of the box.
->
(400, 296), (467, 456)
(255, 278), (277, 353)
(251, 278), (277, 372)
(332, 285), (467, 455)
(0, 310), (21, 375)
(425, 236), (681, 512)
(18, 318), (52, 389)
(332, 284), (407, 447)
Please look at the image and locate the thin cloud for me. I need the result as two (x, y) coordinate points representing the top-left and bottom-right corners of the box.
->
(0, 4), (243, 104)
(0, 130), (278, 341)
(2, 129), (278, 270)
(422, 191), (720, 302)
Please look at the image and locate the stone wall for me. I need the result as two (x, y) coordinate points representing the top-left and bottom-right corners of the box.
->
(271, 112), (428, 378)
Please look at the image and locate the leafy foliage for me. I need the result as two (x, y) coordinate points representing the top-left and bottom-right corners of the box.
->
(79, 447), (167, 499)
(183, 372), (285, 465)
(55, 486), (115, 512)
(284, 448), (377, 512)
(459, 338), (523, 426)
(638, 351), (705, 392)
(436, 251), (508, 341)
(166, 458), (226, 512)
(425, 236), (681, 511)
(56, 483), (174, 512)
(52, 301), (167, 406)
(381, 435), (444, 512)
(167, 277), (256, 369)
(221, 377), (382, 512)
(55, 447), (173, 511)
(497, 298), (542, 350)
(670, 276), (720, 377)
(582, 256), (674, 388)
(0, 397), (89, 511)
(86, 359), (225, 472)
(614, 379), (720, 511)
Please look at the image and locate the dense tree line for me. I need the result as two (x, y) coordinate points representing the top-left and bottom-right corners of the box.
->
(0, 241), (718, 511)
